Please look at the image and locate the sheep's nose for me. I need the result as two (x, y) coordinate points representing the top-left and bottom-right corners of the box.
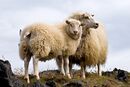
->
(74, 31), (78, 34)
(94, 23), (99, 29)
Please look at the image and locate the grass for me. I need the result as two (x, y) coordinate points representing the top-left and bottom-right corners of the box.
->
(16, 70), (130, 87)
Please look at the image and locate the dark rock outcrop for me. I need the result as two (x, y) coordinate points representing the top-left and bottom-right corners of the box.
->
(102, 68), (128, 82)
(0, 59), (57, 87)
(44, 80), (56, 87)
(29, 80), (57, 87)
(31, 81), (44, 87)
(63, 81), (84, 87)
(113, 68), (128, 82)
(0, 59), (25, 87)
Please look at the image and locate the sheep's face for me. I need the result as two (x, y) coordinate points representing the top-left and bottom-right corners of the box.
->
(19, 29), (31, 42)
(65, 19), (82, 40)
(79, 13), (98, 29)
(66, 19), (82, 35)
(70, 12), (98, 29)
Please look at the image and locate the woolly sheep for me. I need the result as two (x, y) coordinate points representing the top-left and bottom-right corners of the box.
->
(56, 12), (108, 78)
(19, 18), (83, 83)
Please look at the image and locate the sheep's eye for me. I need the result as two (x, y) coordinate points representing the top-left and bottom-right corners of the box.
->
(91, 14), (94, 17)
(80, 23), (85, 27)
(69, 24), (73, 27)
(84, 16), (89, 19)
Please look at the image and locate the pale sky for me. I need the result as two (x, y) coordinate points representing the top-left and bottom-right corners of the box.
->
(0, 0), (130, 73)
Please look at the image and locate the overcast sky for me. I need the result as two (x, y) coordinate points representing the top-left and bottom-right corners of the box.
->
(0, 0), (130, 73)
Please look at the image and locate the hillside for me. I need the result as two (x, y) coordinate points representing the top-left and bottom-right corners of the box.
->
(0, 59), (130, 87)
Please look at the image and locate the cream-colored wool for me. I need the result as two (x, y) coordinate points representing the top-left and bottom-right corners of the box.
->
(26, 22), (82, 60)
(19, 28), (32, 61)
(56, 12), (108, 78)
(69, 12), (108, 74)
(19, 19), (83, 83)
(74, 23), (108, 66)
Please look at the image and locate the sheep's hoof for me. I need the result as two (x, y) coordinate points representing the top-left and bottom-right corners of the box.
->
(98, 71), (102, 76)
(67, 73), (71, 79)
(82, 75), (86, 79)
(34, 75), (40, 80)
(36, 75), (40, 80)
(99, 73), (102, 76)
(24, 76), (30, 84)
(60, 72), (65, 76)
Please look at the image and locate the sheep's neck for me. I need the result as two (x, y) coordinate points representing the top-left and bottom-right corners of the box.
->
(66, 26), (80, 40)
(81, 27), (90, 38)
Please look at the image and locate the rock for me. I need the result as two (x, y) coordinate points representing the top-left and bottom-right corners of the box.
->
(44, 80), (56, 87)
(102, 71), (113, 77)
(0, 59), (25, 87)
(31, 81), (44, 87)
(63, 81), (84, 87)
(102, 68), (128, 82)
(113, 68), (128, 82)
(29, 80), (57, 87)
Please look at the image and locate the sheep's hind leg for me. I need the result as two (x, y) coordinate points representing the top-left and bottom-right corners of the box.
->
(33, 57), (40, 80)
(97, 63), (102, 76)
(57, 56), (65, 75)
(69, 62), (73, 77)
(64, 57), (71, 79)
(24, 57), (31, 83)
(81, 65), (86, 79)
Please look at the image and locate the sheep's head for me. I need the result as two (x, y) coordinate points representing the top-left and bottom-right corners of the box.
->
(19, 29), (32, 60)
(69, 12), (99, 29)
(19, 29), (31, 42)
(65, 18), (83, 40)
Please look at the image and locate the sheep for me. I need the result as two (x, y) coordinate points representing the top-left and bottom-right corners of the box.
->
(19, 18), (83, 83)
(56, 12), (108, 78)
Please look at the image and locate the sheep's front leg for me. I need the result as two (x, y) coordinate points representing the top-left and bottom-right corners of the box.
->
(97, 63), (102, 76)
(24, 57), (31, 83)
(64, 56), (71, 79)
(33, 57), (40, 80)
(61, 57), (65, 76)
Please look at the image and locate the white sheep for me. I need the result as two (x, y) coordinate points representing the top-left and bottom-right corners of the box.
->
(19, 18), (83, 83)
(56, 12), (108, 78)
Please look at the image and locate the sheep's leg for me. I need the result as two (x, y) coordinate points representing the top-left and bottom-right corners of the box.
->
(69, 62), (73, 77)
(81, 64), (86, 79)
(24, 57), (31, 83)
(61, 57), (65, 76)
(64, 57), (71, 79)
(57, 56), (65, 75)
(97, 63), (102, 76)
(56, 57), (61, 71)
(33, 57), (40, 80)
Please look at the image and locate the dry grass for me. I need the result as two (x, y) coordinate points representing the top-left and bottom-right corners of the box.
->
(16, 69), (130, 87)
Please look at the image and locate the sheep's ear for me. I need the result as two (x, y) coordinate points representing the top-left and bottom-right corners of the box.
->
(66, 20), (70, 25)
(82, 13), (85, 17)
(82, 13), (89, 19)
(19, 29), (22, 36)
(24, 32), (31, 39)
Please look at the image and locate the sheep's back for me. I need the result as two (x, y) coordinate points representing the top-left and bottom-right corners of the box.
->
(28, 23), (65, 59)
